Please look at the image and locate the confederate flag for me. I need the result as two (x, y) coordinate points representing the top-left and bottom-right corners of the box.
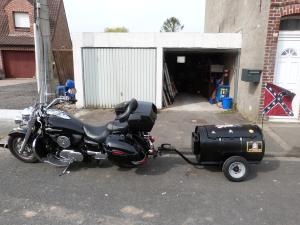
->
(263, 83), (295, 116)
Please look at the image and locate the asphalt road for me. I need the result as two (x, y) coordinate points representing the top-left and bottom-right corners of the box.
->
(0, 149), (299, 225)
(0, 82), (37, 109)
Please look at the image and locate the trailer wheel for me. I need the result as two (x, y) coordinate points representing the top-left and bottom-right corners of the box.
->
(222, 156), (249, 182)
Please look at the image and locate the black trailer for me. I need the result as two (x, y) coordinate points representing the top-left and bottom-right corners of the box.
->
(160, 124), (265, 182)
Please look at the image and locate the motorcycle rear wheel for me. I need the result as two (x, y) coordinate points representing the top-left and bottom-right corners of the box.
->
(8, 134), (38, 163)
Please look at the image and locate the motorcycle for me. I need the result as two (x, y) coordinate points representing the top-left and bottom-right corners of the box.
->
(7, 97), (158, 173)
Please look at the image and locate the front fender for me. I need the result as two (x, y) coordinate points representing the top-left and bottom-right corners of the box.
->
(8, 127), (28, 137)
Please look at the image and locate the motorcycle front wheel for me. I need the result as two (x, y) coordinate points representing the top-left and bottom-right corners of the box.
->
(8, 134), (38, 163)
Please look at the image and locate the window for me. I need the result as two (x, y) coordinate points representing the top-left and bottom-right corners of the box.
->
(177, 56), (185, 63)
(14, 12), (30, 28)
(281, 48), (297, 57)
(280, 17), (300, 31)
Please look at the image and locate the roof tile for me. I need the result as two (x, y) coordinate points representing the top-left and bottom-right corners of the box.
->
(0, 0), (61, 46)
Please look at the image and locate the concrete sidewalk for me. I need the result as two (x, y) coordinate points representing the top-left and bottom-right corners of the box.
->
(0, 109), (299, 157)
(263, 123), (300, 157)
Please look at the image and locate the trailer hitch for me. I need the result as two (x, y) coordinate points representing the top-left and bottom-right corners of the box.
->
(158, 144), (199, 166)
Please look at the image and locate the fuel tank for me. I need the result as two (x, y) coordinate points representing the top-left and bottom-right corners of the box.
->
(46, 109), (84, 134)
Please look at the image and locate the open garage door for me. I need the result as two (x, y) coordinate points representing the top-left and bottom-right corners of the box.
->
(3, 51), (35, 78)
(82, 48), (156, 108)
(162, 49), (239, 111)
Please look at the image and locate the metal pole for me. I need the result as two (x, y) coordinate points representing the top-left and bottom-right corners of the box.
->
(34, 0), (44, 103)
(34, 0), (55, 103)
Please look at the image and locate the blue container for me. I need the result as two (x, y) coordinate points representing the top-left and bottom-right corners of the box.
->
(65, 80), (75, 90)
(216, 85), (230, 102)
(222, 97), (233, 110)
(56, 85), (66, 97)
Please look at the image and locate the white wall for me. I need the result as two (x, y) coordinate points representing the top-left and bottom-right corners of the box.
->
(72, 32), (242, 109)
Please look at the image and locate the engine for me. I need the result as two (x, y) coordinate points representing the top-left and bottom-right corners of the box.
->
(56, 136), (84, 162)
(56, 136), (71, 149)
(59, 149), (83, 162)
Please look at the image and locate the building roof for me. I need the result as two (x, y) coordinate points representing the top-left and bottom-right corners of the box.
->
(0, 0), (62, 46)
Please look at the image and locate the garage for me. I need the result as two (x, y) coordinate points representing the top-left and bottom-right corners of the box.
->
(72, 33), (242, 109)
(2, 50), (35, 78)
(162, 49), (239, 110)
(82, 48), (156, 108)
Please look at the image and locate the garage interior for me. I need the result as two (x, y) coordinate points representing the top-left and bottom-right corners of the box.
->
(162, 49), (239, 111)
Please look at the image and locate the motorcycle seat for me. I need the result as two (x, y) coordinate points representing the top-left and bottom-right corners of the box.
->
(83, 124), (109, 143)
(107, 121), (128, 132)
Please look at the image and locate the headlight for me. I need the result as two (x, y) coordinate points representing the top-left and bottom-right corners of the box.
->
(14, 117), (22, 125)
(20, 107), (34, 124)
(22, 114), (31, 122)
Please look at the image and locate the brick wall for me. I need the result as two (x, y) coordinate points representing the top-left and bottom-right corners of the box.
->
(50, 0), (73, 84)
(4, 0), (34, 36)
(51, 0), (72, 50)
(260, 0), (300, 119)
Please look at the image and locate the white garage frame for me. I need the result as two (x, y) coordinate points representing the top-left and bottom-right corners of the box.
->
(72, 33), (242, 109)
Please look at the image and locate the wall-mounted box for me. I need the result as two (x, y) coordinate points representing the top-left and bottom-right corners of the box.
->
(241, 69), (262, 83)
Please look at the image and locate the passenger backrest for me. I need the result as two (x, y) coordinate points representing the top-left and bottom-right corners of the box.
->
(117, 98), (138, 122)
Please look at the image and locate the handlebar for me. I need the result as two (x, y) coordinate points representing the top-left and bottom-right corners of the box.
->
(45, 96), (76, 110)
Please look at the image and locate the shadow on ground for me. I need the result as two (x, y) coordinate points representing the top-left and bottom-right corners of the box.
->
(65, 155), (280, 182)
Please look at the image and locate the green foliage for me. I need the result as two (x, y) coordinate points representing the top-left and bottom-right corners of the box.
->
(160, 17), (184, 32)
(104, 27), (129, 32)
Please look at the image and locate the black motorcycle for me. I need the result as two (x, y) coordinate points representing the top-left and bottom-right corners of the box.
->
(8, 97), (158, 173)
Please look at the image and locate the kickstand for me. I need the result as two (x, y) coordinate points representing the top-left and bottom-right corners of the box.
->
(59, 161), (73, 176)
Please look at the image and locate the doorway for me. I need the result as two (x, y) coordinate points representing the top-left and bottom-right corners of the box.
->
(273, 31), (300, 120)
(162, 49), (239, 111)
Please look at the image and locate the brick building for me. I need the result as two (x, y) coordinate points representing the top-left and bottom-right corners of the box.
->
(0, 0), (73, 83)
(205, 0), (300, 122)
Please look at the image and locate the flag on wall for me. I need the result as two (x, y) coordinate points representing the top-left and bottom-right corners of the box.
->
(262, 83), (295, 116)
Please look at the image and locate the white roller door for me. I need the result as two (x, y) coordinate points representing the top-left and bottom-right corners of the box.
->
(82, 48), (156, 108)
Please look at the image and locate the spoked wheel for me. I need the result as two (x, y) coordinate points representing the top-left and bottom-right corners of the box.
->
(8, 134), (38, 163)
(222, 156), (249, 182)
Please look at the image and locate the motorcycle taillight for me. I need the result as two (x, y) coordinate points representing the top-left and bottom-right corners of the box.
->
(111, 150), (126, 155)
(149, 136), (155, 143)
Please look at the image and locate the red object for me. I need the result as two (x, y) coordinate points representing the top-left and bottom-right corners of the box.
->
(3, 51), (35, 78)
(111, 150), (126, 155)
(149, 135), (155, 143)
(263, 83), (295, 116)
(135, 156), (148, 165)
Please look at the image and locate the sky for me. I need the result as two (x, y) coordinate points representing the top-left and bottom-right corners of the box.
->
(63, 0), (206, 33)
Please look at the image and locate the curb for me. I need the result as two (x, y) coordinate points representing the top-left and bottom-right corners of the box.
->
(265, 152), (300, 158)
(0, 136), (8, 148)
(0, 110), (22, 120)
(0, 143), (7, 148)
